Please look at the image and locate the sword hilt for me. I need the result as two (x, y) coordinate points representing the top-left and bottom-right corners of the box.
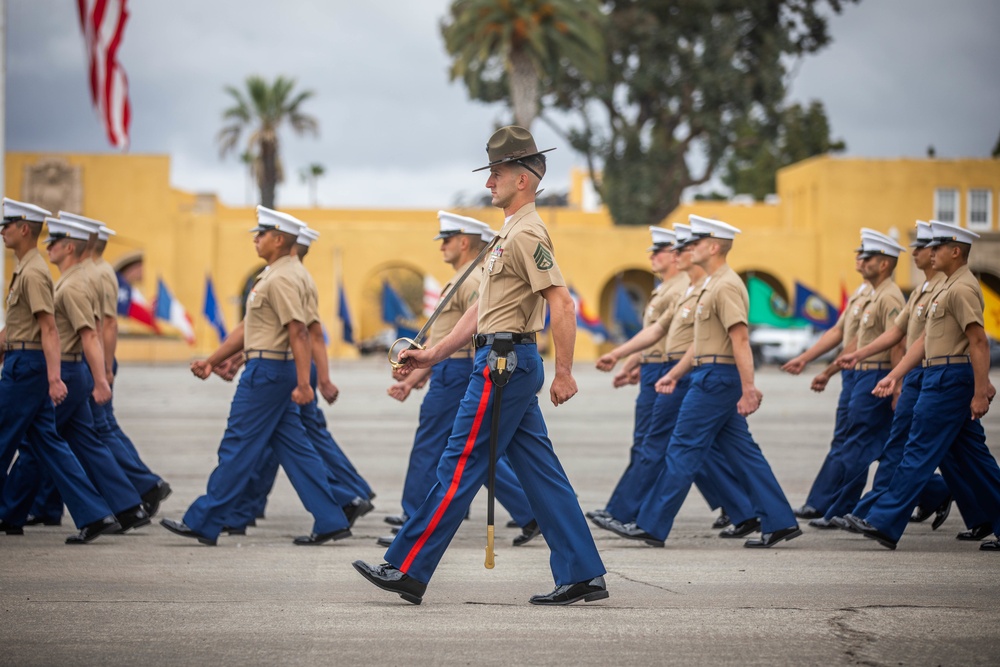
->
(485, 525), (495, 569)
(388, 337), (425, 370)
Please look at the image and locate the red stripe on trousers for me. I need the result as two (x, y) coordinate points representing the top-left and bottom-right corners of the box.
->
(401, 366), (493, 573)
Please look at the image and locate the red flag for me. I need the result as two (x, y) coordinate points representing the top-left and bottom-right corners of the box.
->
(838, 280), (849, 315)
(77, 0), (131, 150)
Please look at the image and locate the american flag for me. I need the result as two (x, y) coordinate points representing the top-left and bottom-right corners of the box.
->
(77, 0), (131, 150)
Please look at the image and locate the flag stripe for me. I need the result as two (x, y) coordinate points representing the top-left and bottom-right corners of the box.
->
(78, 0), (131, 150)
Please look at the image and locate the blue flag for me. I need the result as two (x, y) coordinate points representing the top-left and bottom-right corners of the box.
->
(338, 283), (355, 344)
(793, 281), (839, 329)
(203, 276), (227, 342)
(613, 280), (642, 340)
(382, 281), (418, 339)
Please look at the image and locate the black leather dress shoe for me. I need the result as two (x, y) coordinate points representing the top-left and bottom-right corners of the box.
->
(586, 509), (611, 521)
(931, 498), (952, 530)
(512, 520), (541, 546)
(808, 517), (837, 529)
(506, 519), (520, 528)
(159, 518), (216, 546)
(293, 527), (352, 545)
(141, 480), (172, 519)
(0, 520), (25, 535)
(606, 520), (665, 547)
(957, 522), (993, 541)
(719, 517), (760, 538)
(25, 514), (62, 526)
(829, 516), (859, 533)
(222, 526), (247, 535)
(115, 505), (151, 533)
(744, 525), (802, 548)
(352, 560), (426, 605)
(66, 515), (122, 544)
(384, 513), (407, 526)
(842, 513), (871, 534)
(979, 539), (1000, 551)
(343, 498), (374, 527)
(712, 510), (732, 529)
(793, 504), (823, 520)
(529, 576), (609, 605)
(859, 524), (897, 550)
(391, 526), (400, 535)
(376, 534), (395, 547)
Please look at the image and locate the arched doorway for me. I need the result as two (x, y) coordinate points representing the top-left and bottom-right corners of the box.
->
(598, 268), (655, 343)
(738, 269), (794, 326)
(359, 264), (425, 354)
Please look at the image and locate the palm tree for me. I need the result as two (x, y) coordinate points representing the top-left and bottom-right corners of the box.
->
(217, 75), (319, 208)
(441, 0), (605, 129)
(299, 163), (326, 207)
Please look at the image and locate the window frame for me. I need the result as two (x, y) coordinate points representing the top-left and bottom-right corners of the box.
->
(967, 188), (993, 231)
(934, 188), (960, 225)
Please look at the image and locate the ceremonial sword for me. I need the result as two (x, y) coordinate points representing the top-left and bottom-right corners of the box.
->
(387, 235), (498, 370)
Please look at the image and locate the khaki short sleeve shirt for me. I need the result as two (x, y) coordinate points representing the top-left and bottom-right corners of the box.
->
(4, 248), (54, 343)
(924, 265), (985, 359)
(856, 279), (905, 362)
(95, 259), (120, 319)
(894, 273), (945, 348)
(693, 266), (748, 357)
(640, 273), (689, 359)
(244, 255), (308, 351)
(835, 284), (871, 342)
(477, 203), (565, 333)
(54, 263), (99, 354)
(660, 279), (705, 355)
(430, 258), (478, 355)
(83, 260), (105, 323)
(290, 259), (321, 326)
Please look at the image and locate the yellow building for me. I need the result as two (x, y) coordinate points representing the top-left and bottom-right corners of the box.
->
(4, 153), (999, 361)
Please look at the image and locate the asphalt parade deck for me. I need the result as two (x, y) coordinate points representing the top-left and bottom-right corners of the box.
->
(2, 360), (998, 666)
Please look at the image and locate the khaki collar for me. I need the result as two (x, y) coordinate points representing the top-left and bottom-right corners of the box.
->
(498, 202), (537, 239)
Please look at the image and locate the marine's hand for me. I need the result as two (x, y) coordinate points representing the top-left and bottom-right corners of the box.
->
(291, 383), (315, 405)
(872, 376), (897, 398)
(49, 378), (68, 405)
(387, 382), (412, 403)
(781, 356), (806, 375)
(92, 378), (112, 405)
(319, 379), (340, 404)
(810, 373), (830, 393)
(655, 375), (677, 394)
(550, 372), (578, 406)
(397, 346), (435, 373)
(836, 351), (859, 369)
(737, 386), (763, 416)
(596, 354), (617, 372)
(971, 393), (990, 420)
(191, 360), (213, 380)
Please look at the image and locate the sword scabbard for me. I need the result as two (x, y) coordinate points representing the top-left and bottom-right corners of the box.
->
(485, 525), (495, 569)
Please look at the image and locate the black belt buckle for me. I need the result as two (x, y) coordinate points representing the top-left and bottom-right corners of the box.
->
(486, 333), (517, 388)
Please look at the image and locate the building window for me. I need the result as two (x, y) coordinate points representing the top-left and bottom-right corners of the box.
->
(967, 189), (992, 231)
(934, 188), (959, 224)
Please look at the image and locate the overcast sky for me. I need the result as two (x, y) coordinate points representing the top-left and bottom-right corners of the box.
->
(6, 0), (1000, 210)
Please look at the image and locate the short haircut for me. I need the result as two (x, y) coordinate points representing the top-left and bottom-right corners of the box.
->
(275, 230), (297, 249)
(67, 238), (88, 258)
(518, 153), (547, 181)
(295, 242), (310, 260)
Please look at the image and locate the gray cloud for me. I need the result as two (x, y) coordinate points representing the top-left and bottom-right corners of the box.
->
(7, 0), (999, 209)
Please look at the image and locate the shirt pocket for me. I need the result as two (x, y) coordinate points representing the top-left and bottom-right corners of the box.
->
(695, 303), (712, 340)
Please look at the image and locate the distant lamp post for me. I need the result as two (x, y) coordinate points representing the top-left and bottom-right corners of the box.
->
(300, 163), (326, 207)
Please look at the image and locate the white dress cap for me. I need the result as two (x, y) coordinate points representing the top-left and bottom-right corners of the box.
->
(858, 234), (907, 258)
(252, 205), (307, 235)
(688, 214), (741, 239)
(59, 211), (103, 235)
(855, 228), (896, 253)
(647, 226), (676, 252)
(44, 217), (92, 243)
(296, 227), (320, 247)
(910, 221), (932, 247)
(926, 220), (980, 247)
(672, 223), (692, 247)
(435, 210), (491, 241)
(480, 226), (498, 244)
(98, 226), (117, 241)
(3, 197), (51, 223)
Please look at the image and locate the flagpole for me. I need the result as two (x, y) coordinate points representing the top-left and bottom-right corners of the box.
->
(0, 0), (7, 329)
(333, 246), (343, 359)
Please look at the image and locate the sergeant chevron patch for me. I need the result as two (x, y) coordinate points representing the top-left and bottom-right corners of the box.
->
(533, 243), (554, 271)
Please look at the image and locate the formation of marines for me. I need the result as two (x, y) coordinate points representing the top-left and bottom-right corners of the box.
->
(2, 126), (997, 607)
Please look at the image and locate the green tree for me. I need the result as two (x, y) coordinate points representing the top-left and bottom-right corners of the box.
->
(722, 100), (846, 199)
(547, 0), (856, 226)
(299, 163), (326, 207)
(217, 75), (319, 208)
(441, 0), (605, 128)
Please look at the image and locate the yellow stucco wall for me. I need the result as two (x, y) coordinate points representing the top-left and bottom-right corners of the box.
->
(5, 153), (999, 362)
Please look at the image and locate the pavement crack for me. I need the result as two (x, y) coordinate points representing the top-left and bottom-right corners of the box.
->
(827, 607), (886, 667)
(606, 569), (682, 594)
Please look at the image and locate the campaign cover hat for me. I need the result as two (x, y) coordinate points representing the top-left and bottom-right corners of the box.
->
(472, 125), (555, 173)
